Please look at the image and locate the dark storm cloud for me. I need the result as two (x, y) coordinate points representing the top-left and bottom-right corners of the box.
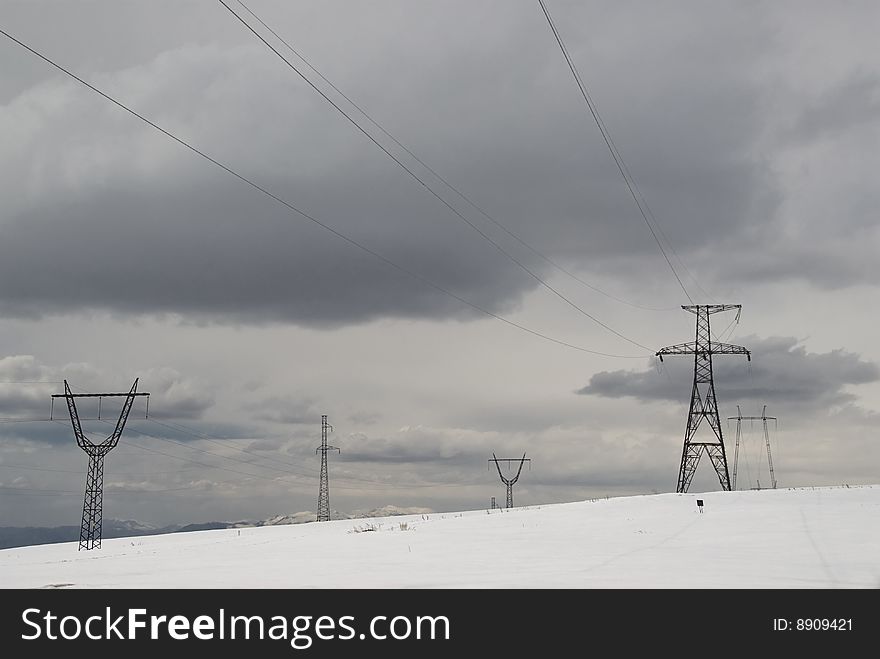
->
(0, 1), (816, 325)
(0, 135), (540, 326)
(578, 335), (880, 409)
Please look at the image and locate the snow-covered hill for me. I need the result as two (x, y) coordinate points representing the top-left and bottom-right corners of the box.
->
(1, 485), (877, 588)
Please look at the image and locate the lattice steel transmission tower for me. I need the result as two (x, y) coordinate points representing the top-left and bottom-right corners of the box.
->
(729, 405), (778, 490)
(657, 305), (750, 493)
(315, 414), (339, 522)
(489, 453), (530, 508)
(53, 379), (149, 550)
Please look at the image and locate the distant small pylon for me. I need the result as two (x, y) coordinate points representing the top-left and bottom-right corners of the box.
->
(728, 404), (778, 491)
(488, 453), (530, 508)
(315, 415), (340, 522)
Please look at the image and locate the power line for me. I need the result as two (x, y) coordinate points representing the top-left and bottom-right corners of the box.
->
(1, 417), (472, 497)
(0, 477), (271, 496)
(125, 424), (472, 493)
(3, 420), (481, 498)
(124, 424), (300, 479)
(231, 0), (674, 314)
(536, 0), (695, 304)
(141, 417), (472, 491)
(586, 97), (715, 303)
(217, 0), (654, 352)
(6, 411), (475, 494)
(0, 417), (52, 424)
(0, 462), (203, 476)
(139, 418), (483, 491)
(0, 25), (647, 360)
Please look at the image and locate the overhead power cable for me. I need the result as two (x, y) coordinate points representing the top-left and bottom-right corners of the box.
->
(141, 417), (471, 490)
(230, 0), (673, 313)
(0, 25), (647, 360)
(536, 0), (695, 304)
(217, 0), (654, 352)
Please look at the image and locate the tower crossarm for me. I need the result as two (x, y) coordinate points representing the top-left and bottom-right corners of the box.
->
(657, 342), (750, 361)
(710, 342), (751, 359)
(54, 380), (149, 450)
(682, 304), (742, 315)
(489, 453), (530, 485)
(656, 341), (698, 358)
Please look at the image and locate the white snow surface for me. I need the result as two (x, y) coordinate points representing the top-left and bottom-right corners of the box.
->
(1, 485), (878, 588)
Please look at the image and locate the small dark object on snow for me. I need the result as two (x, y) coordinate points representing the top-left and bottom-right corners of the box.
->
(696, 499), (704, 513)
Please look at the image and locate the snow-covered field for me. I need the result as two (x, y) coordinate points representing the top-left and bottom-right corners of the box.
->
(1, 485), (877, 588)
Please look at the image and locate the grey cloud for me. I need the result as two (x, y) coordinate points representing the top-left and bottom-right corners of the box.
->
(245, 396), (322, 426)
(0, 422), (74, 447)
(339, 426), (518, 467)
(791, 74), (880, 143)
(136, 367), (214, 420)
(578, 335), (880, 409)
(0, 2), (798, 326)
(0, 356), (212, 421)
(347, 410), (382, 426)
(0, 355), (58, 416)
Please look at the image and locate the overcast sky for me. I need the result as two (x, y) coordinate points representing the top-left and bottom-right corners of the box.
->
(1, 0), (878, 527)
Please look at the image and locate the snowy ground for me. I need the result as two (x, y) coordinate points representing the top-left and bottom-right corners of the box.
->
(1, 485), (878, 588)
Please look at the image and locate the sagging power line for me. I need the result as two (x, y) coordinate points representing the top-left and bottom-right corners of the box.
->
(0, 26), (648, 360)
(217, 0), (655, 354)
(316, 414), (340, 522)
(537, 0), (707, 304)
(229, 0), (674, 314)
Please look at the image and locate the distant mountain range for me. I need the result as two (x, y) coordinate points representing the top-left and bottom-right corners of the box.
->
(0, 505), (433, 550)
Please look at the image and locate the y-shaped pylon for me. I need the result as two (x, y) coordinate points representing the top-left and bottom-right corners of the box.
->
(489, 452), (530, 508)
(56, 379), (146, 550)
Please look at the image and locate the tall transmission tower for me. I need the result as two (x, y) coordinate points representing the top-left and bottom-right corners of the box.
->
(315, 414), (340, 522)
(488, 453), (530, 508)
(52, 379), (149, 550)
(657, 305), (750, 493)
(728, 405), (778, 490)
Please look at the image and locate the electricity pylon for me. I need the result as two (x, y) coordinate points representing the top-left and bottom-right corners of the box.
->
(315, 414), (339, 522)
(728, 404), (778, 490)
(657, 305), (750, 493)
(488, 453), (530, 508)
(53, 379), (149, 550)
